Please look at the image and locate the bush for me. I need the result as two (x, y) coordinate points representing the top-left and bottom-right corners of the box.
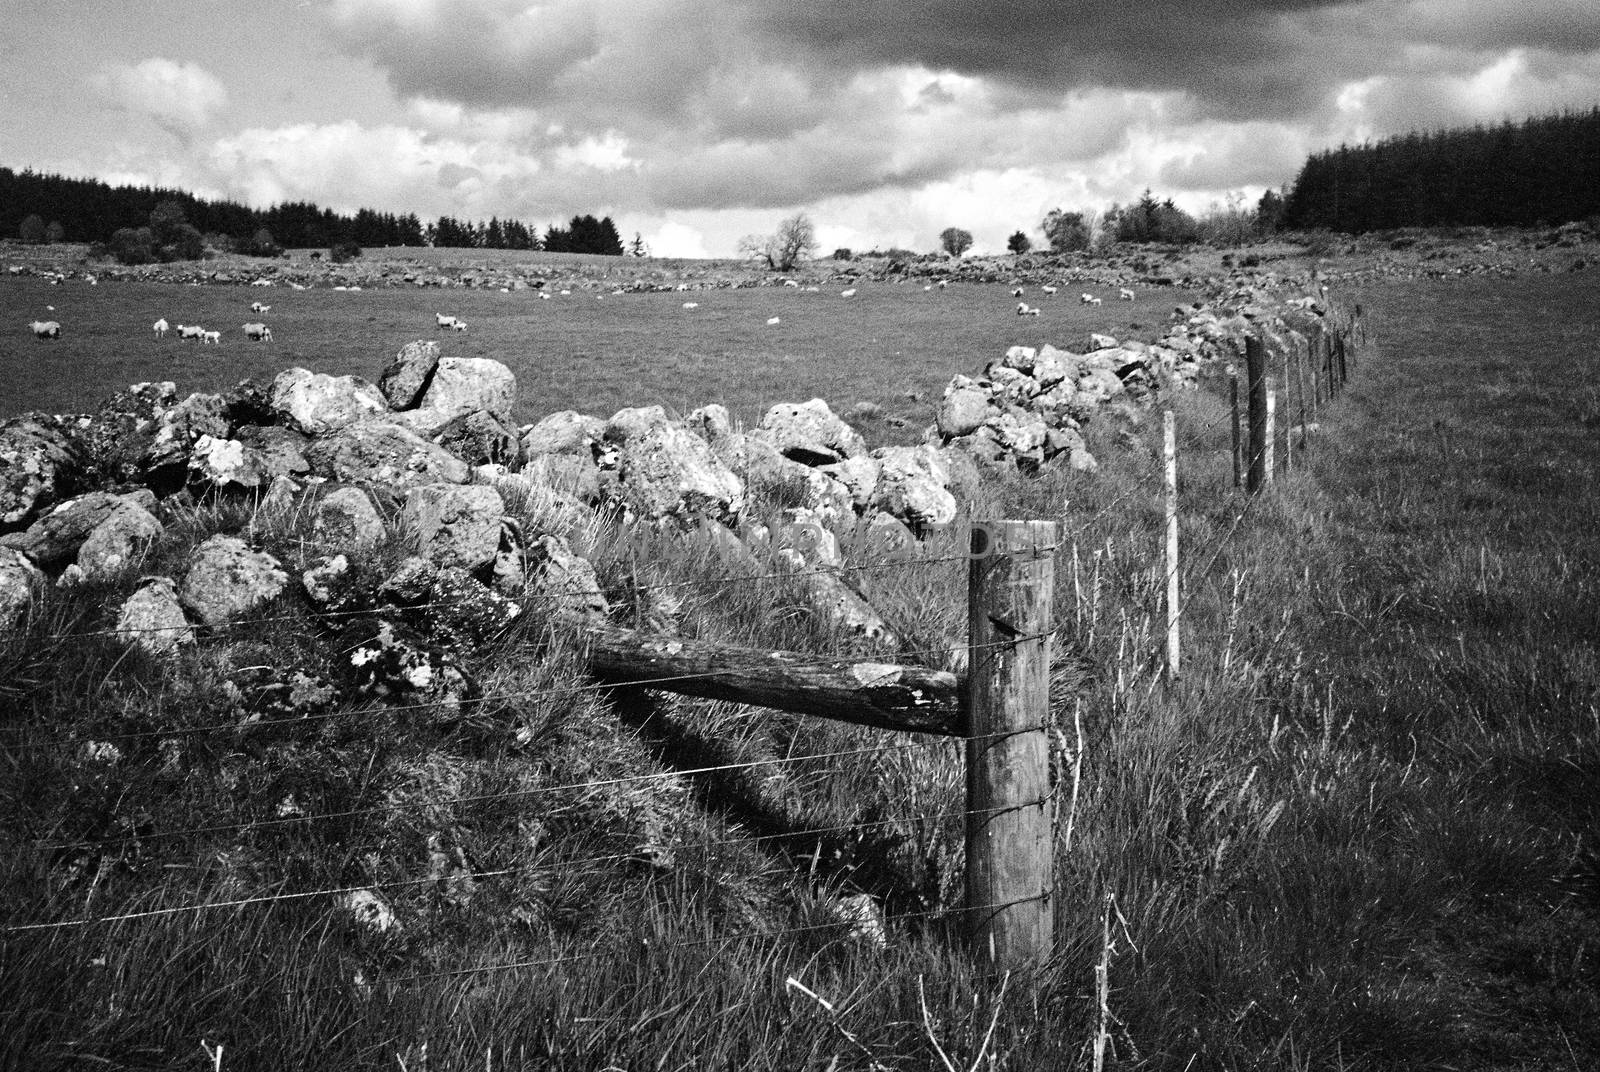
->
(832, 248), (853, 261)
(109, 226), (157, 265)
(18, 214), (46, 245)
(330, 240), (362, 263)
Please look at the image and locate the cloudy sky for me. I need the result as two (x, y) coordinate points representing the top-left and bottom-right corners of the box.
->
(2, 0), (1597, 256)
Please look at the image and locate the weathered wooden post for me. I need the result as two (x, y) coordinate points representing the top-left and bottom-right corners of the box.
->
(1296, 335), (1312, 461)
(1229, 366), (1242, 489)
(1281, 346), (1294, 473)
(1336, 332), (1349, 387)
(967, 519), (1057, 970)
(1245, 335), (1267, 494)
(1264, 382), (1276, 483)
(1163, 412), (1180, 681)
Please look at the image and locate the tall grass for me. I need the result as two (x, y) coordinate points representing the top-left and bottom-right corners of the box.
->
(4, 274), (1599, 1068)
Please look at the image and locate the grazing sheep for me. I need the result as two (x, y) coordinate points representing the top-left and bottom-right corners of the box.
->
(766, 316), (781, 326)
(201, 330), (221, 345)
(937, 280), (948, 289)
(242, 322), (272, 342)
(153, 318), (169, 339)
(85, 274), (97, 286)
(682, 302), (700, 309)
(539, 292), (551, 300)
(1079, 293), (1095, 304)
(251, 302), (272, 314)
(29, 320), (61, 339)
(435, 313), (459, 329)
(1119, 287), (1136, 301)
(1016, 303), (1040, 317)
(451, 320), (468, 332)
(289, 282), (306, 291)
(1011, 287), (1024, 297)
(177, 324), (204, 341)
(1087, 296), (1103, 306)
(1041, 285), (1058, 295)
(840, 288), (857, 298)
(782, 279), (800, 288)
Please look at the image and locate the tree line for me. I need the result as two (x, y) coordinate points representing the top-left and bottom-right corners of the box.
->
(0, 166), (628, 258)
(1284, 108), (1600, 232)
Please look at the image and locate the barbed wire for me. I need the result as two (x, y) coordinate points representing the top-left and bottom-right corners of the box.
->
(5, 806), (971, 933)
(0, 627), (1023, 750)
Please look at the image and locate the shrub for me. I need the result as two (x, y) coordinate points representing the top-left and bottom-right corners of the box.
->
(109, 226), (157, 265)
(330, 240), (362, 263)
(18, 214), (46, 244)
(832, 248), (853, 261)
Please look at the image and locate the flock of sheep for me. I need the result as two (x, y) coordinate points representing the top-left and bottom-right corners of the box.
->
(23, 277), (1146, 344)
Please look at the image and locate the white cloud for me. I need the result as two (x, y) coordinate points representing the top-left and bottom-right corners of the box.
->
(97, 58), (229, 137)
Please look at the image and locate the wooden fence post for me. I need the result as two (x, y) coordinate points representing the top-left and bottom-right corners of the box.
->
(1281, 346), (1293, 473)
(1265, 382), (1276, 483)
(1296, 335), (1312, 461)
(1336, 332), (1349, 387)
(1163, 412), (1180, 681)
(1229, 366), (1242, 489)
(967, 519), (1057, 970)
(1245, 335), (1267, 494)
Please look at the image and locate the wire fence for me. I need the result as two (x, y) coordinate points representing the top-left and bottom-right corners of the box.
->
(1, 317), (1361, 972)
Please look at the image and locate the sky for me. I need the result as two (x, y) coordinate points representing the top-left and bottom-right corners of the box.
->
(2, 0), (1597, 257)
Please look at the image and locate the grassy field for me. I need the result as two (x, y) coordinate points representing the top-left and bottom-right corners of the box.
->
(1, 266), (1597, 1069)
(0, 269), (1197, 434)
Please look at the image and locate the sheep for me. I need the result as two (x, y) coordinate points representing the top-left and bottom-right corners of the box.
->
(1041, 285), (1058, 295)
(85, 274), (97, 286)
(435, 313), (459, 329)
(153, 318), (169, 339)
(1015, 303), (1040, 317)
(682, 302), (700, 309)
(937, 280), (948, 289)
(242, 322), (272, 342)
(177, 324), (204, 341)
(539, 292), (551, 300)
(840, 288), (857, 298)
(1079, 293), (1095, 304)
(766, 316), (781, 326)
(451, 320), (468, 332)
(29, 320), (61, 339)
(201, 330), (221, 345)
(1119, 287), (1136, 302)
(289, 282), (307, 291)
(1011, 287), (1024, 297)
(251, 302), (272, 314)
(782, 279), (800, 288)
(1087, 296), (1103, 306)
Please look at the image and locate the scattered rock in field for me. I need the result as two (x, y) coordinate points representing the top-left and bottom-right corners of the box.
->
(0, 489), (157, 569)
(398, 358), (517, 435)
(0, 547), (43, 628)
(520, 410), (605, 457)
(402, 483), (505, 571)
(527, 533), (609, 622)
(306, 419), (469, 489)
(312, 487), (386, 551)
(377, 340), (440, 410)
(429, 409), (523, 469)
(752, 398), (865, 465)
(76, 498), (163, 579)
(599, 405), (744, 523)
(936, 377), (990, 438)
(339, 616), (478, 711)
(116, 576), (193, 656)
(0, 416), (81, 530)
(181, 535), (289, 626)
(869, 445), (956, 530)
(270, 368), (388, 436)
(343, 889), (401, 935)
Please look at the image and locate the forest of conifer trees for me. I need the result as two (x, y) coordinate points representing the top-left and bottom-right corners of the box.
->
(1284, 109), (1600, 233)
(0, 166), (625, 257)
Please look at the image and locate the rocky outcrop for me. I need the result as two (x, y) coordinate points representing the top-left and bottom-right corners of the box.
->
(312, 487), (386, 551)
(116, 577), (194, 656)
(396, 358), (517, 435)
(0, 489), (159, 569)
(753, 398), (865, 465)
(378, 340), (441, 410)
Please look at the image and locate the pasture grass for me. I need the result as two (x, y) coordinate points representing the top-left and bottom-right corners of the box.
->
(2, 270), (1598, 1068)
(0, 267), (1198, 437)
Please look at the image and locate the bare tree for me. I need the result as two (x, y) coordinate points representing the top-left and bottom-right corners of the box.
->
(940, 227), (974, 258)
(739, 212), (818, 271)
